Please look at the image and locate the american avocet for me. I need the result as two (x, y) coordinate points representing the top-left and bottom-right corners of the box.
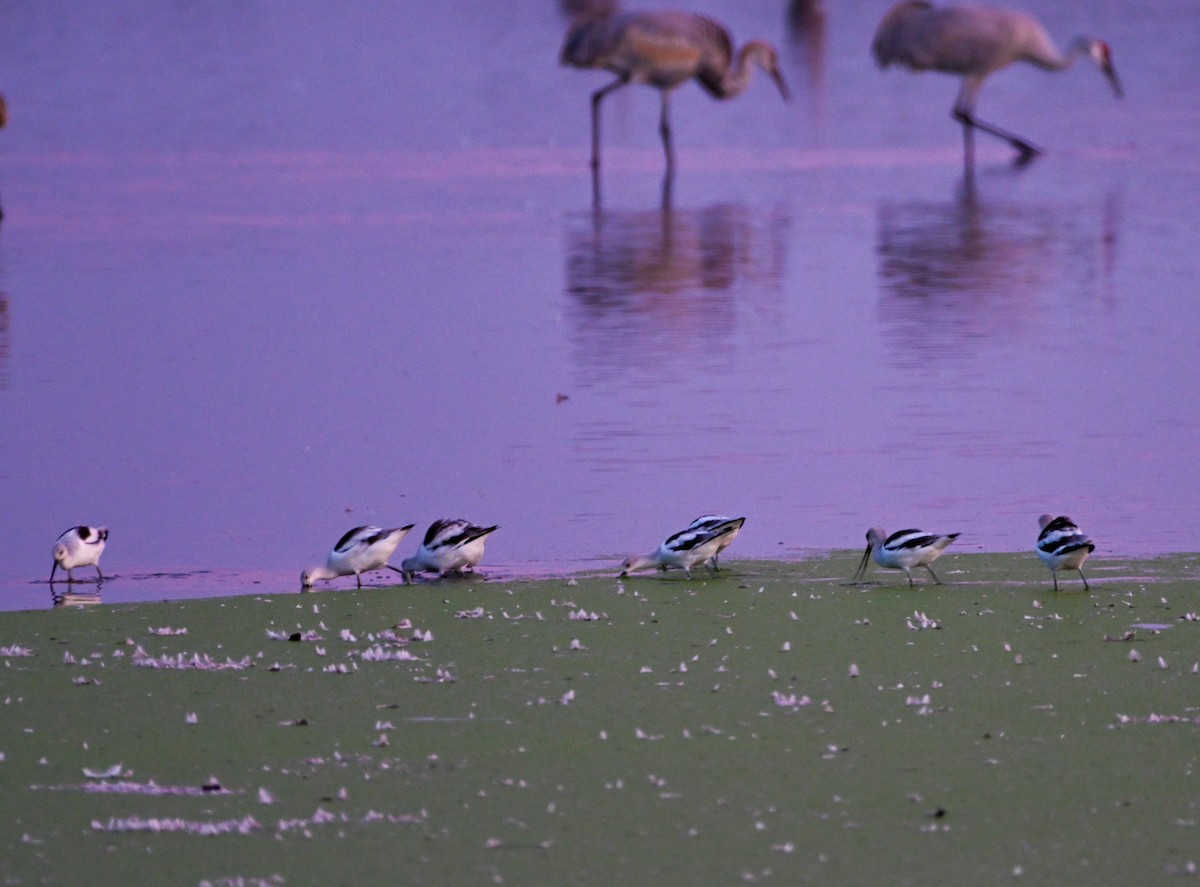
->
(686, 514), (744, 570)
(853, 527), (960, 587)
(620, 516), (746, 579)
(401, 519), (499, 581)
(1036, 514), (1095, 591)
(301, 525), (414, 589)
(50, 526), (108, 583)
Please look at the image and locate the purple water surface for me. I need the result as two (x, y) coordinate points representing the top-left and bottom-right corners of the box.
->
(1, 1), (1197, 610)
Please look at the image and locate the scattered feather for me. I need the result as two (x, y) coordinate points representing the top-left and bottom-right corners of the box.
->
(907, 611), (941, 631)
(92, 815), (260, 835)
(132, 648), (251, 671)
(82, 763), (123, 779)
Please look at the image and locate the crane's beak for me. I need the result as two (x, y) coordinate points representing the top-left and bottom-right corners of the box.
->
(1103, 61), (1123, 99)
(771, 67), (792, 102)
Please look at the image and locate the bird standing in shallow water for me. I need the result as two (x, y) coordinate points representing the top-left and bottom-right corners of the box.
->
(50, 526), (108, 583)
(1036, 514), (1095, 591)
(302, 525), (414, 588)
(620, 516), (745, 579)
(871, 1), (1122, 166)
(401, 519), (499, 582)
(853, 527), (960, 587)
(561, 10), (790, 178)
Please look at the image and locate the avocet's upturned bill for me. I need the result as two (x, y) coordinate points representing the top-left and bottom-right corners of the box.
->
(686, 514), (743, 570)
(1036, 514), (1095, 591)
(620, 516), (746, 579)
(401, 519), (499, 582)
(50, 526), (108, 584)
(853, 526), (960, 587)
(301, 525), (414, 589)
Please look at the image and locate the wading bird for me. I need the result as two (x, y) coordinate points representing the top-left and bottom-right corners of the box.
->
(301, 525), (414, 588)
(561, 10), (790, 175)
(686, 514), (744, 570)
(871, 1), (1122, 165)
(401, 519), (499, 581)
(620, 516), (745, 578)
(1036, 514), (1095, 591)
(853, 526), (959, 587)
(50, 526), (108, 583)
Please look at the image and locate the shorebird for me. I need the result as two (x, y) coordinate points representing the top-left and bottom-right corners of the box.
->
(50, 526), (108, 583)
(301, 525), (414, 588)
(853, 527), (960, 587)
(1036, 514), (1095, 591)
(561, 9), (790, 174)
(620, 516), (746, 578)
(871, 1), (1122, 164)
(401, 519), (499, 581)
(686, 514), (744, 570)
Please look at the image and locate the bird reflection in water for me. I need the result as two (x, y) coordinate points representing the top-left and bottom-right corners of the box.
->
(875, 176), (1119, 366)
(564, 202), (786, 380)
(0, 295), (9, 390)
(52, 588), (103, 608)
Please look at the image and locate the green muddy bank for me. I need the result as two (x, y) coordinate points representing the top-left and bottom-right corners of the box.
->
(1, 552), (1198, 886)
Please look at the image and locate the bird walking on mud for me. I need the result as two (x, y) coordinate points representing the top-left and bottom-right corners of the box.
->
(401, 519), (499, 582)
(871, 1), (1123, 166)
(1036, 514), (1095, 591)
(686, 514), (743, 571)
(301, 525), (414, 589)
(561, 10), (790, 178)
(50, 526), (108, 584)
(852, 527), (959, 587)
(620, 516), (746, 579)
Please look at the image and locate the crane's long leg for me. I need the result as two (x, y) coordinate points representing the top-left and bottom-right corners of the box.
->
(1078, 568), (1090, 591)
(954, 109), (1040, 163)
(590, 75), (630, 172)
(925, 564), (943, 585)
(953, 76), (1039, 165)
(658, 89), (675, 172)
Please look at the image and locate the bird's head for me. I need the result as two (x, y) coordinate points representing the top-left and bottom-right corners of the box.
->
(745, 41), (792, 102)
(1085, 38), (1123, 98)
(618, 554), (651, 577)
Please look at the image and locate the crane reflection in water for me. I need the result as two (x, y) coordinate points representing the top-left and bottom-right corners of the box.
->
(874, 177), (1120, 368)
(563, 201), (787, 383)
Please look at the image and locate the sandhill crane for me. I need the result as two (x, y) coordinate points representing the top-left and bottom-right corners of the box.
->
(560, 10), (790, 176)
(872, 1), (1122, 165)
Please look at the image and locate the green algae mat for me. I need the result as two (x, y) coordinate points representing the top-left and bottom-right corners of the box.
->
(2, 552), (1199, 886)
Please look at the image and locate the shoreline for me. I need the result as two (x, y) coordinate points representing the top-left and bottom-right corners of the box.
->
(2, 549), (1196, 615)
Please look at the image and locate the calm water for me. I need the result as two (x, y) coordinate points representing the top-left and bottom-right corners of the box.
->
(1, 1), (1198, 610)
